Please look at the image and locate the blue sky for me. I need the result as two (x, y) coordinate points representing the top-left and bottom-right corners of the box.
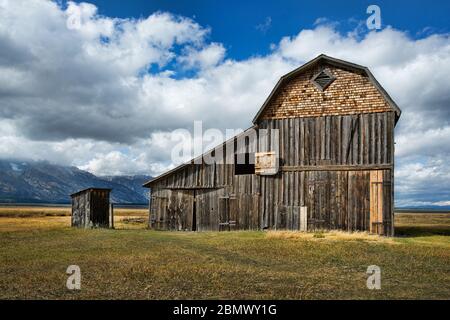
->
(71, 0), (450, 60)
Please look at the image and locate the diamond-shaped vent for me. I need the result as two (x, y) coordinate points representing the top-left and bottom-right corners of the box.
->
(312, 70), (335, 91)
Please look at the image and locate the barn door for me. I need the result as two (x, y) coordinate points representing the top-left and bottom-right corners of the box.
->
(219, 197), (230, 231)
(229, 196), (238, 229)
(149, 195), (158, 228)
(274, 205), (305, 230)
(370, 171), (384, 235)
(192, 190), (197, 231)
(274, 205), (287, 229)
(167, 190), (195, 231)
(306, 173), (329, 230)
(151, 196), (167, 230)
(218, 195), (238, 231)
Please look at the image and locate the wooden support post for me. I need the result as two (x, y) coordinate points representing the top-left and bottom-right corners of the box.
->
(300, 206), (308, 232)
(110, 203), (114, 229)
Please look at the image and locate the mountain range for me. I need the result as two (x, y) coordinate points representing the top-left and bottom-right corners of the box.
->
(0, 159), (151, 204)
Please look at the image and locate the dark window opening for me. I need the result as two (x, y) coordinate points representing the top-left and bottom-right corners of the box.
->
(234, 153), (255, 175)
(192, 199), (197, 231)
(311, 69), (335, 91)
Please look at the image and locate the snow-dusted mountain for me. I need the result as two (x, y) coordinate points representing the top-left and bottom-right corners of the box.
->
(0, 159), (151, 204)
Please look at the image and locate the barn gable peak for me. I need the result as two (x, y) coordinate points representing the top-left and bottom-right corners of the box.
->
(252, 54), (401, 123)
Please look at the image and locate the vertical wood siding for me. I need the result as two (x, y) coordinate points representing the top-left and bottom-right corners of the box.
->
(149, 112), (395, 235)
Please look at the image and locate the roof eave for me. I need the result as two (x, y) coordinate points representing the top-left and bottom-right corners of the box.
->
(143, 125), (258, 187)
(364, 67), (402, 122)
(252, 54), (326, 124)
(70, 188), (112, 197)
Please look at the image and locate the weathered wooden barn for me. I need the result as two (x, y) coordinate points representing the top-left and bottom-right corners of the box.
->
(143, 54), (401, 236)
(71, 188), (111, 228)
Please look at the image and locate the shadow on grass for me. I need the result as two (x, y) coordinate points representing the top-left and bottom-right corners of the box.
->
(395, 226), (450, 237)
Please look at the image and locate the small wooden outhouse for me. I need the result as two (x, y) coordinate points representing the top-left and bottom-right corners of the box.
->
(70, 188), (111, 228)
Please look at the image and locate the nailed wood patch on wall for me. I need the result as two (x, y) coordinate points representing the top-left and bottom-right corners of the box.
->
(255, 151), (279, 175)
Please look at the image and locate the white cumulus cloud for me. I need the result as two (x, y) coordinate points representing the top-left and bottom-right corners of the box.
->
(0, 0), (449, 206)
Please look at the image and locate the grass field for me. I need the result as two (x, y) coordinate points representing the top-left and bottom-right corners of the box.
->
(0, 206), (146, 218)
(0, 206), (449, 300)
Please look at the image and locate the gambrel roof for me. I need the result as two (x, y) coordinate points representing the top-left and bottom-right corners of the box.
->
(252, 54), (401, 123)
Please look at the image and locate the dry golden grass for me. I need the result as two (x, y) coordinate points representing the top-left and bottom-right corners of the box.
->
(0, 206), (148, 231)
(266, 230), (396, 244)
(0, 211), (449, 300)
(0, 206), (71, 217)
(0, 206), (147, 217)
(0, 216), (68, 232)
(395, 213), (450, 229)
(0, 216), (149, 232)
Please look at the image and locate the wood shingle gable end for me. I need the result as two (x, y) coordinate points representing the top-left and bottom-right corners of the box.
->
(252, 54), (402, 123)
